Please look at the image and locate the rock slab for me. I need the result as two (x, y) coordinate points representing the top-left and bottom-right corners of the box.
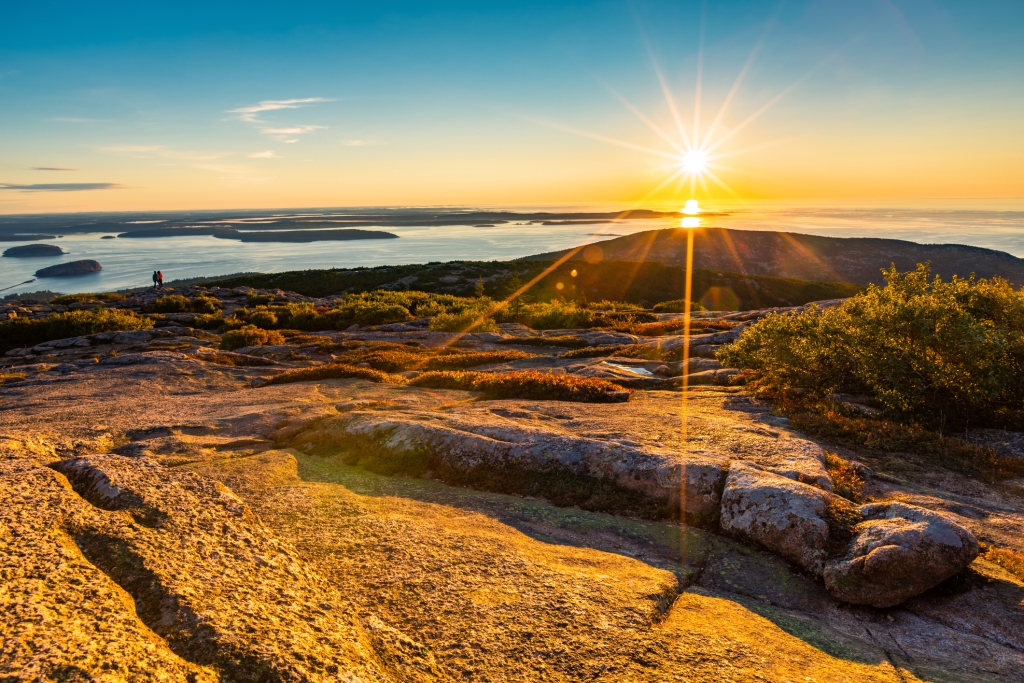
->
(719, 462), (831, 575)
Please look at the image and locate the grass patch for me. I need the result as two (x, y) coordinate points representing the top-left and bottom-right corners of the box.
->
(984, 547), (1024, 581)
(421, 350), (534, 370)
(558, 345), (625, 359)
(429, 309), (499, 333)
(0, 372), (28, 386)
(652, 299), (706, 313)
(781, 403), (1024, 483)
(50, 292), (126, 305)
(254, 363), (405, 387)
(0, 308), (152, 353)
(824, 452), (866, 503)
(496, 335), (588, 348)
(410, 370), (629, 402)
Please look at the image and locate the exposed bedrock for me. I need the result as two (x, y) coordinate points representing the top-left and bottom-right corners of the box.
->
(719, 462), (831, 575)
(0, 445), (442, 681)
(824, 502), (981, 608)
(285, 408), (980, 606)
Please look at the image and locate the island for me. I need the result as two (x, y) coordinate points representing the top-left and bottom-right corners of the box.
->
(117, 227), (399, 243)
(3, 244), (66, 258)
(34, 259), (102, 277)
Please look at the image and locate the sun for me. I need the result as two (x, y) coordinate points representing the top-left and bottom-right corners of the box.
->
(680, 150), (708, 176)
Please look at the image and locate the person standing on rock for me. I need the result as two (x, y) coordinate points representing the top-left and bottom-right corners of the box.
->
(152, 271), (159, 290)
(157, 271), (164, 289)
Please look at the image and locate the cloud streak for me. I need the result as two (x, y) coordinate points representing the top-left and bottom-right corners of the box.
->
(248, 150), (280, 158)
(32, 167), (78, 171)
(0, 183), (122, 192)
(228, 97), (331, 142)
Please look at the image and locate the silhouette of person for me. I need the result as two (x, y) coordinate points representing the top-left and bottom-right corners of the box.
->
(152, 271), (159, 289)
(157, 271), (164, 289)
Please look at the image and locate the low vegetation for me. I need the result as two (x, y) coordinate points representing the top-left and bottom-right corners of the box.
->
(255, 363), (403, 387)
(823, 452), (866, 503)
(984, 546), (1024, 581)
(652, 299), (706, 313)
(0, 308), (152, 352)
(219, 325), (285, 351)
(721, 264), (1024, 431)
(50, 292), (126, 305)
(410, 370), (629, 402)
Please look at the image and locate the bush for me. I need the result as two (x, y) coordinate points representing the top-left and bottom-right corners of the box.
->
(0, 308), (152, 352)
(429, 309), (499, 333)
(191, 295), (221, 314)
(51, 293), (126, 305)
(410, 370), (629, 402)
(653, 299), (706, 313)
(247, 307), (278, 328)
(720, 264), (1024, 430)
(150, 295), (192, 313)
(193, 312), (225, 329)
(984, 547), (1024, 581)
(219, 325), (285, 351)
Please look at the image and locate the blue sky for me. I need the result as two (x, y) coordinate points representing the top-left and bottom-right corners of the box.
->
(1, 0), (1022, 212)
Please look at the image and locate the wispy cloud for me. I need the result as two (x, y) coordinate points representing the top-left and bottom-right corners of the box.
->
(259, 125), (325, 143)
(228, 97), (331, 142)
(0, 183), (122, 192)
(31, 167), (78, 171)
(248, 150), (280, 158)
(100, 144), (227, 161)
(227, 97), (331, 123)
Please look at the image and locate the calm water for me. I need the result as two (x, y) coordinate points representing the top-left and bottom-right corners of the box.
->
(3, 200), (1023, 296)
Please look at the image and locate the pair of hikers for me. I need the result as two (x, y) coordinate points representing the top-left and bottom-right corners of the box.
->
(152, 270), (164, 289)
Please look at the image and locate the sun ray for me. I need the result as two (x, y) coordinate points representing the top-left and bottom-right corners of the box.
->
(596, 77), (686, 154)
(643, 38), (693, 150)
(700, 22), (771, 149)
(516, 114), (680, 161)
(703, 167), (743, 201)
(692, 1), (707, 148)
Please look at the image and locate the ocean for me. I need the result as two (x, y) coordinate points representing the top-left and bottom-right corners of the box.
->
(2, 199), (1022, 296)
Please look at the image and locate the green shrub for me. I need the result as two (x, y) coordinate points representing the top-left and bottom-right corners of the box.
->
(0, 308), (152, 352)
(191, 295), (221, 314)
(219, 325), (285, 351)
(51, 293), (126, 305)
(247, 307), (279, 328)
(150, 295), (192, 313)
(720, 264), (1024, 430)
(246, 292), (276, 306)
(193, 312), (224, 329)
(410, 370), (629, 402)
(652, 299), (707, 313)
(429, 309), (499, 333)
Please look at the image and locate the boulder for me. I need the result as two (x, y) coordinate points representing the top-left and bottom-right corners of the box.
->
(2, 243), (66, 257)
(34, 259), (102, 277)
(824, 502), (980, 608)
(719, 462), (831, 575)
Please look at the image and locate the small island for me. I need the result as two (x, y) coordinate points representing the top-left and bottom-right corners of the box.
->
(3, 244), (66, 258)
(34, 260), (102, 277)
(0, 234), (59, 242)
